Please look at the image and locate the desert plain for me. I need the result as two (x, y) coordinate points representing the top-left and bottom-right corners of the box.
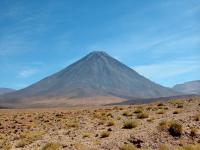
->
(0, 97), (200, 150)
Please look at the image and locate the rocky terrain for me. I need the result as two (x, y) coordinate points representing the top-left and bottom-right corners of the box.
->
(0, 97), (200, 150)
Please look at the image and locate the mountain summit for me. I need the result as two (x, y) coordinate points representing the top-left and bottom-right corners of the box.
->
(0, 51), (179, 107)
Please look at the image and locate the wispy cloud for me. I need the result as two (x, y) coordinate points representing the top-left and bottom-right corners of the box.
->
(18, 68), (38, 78)
(133, 57), (200, 86)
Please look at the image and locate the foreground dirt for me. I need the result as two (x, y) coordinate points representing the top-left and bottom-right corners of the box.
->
(0, 97), (200, 150)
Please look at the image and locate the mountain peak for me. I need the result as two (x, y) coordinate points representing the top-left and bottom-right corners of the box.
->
(87, 51), (109, 58)
(89, 51), (108, 55)
(83, 51), (112, 62)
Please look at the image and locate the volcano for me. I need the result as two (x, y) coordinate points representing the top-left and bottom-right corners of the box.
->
(0, 51), (179, 108)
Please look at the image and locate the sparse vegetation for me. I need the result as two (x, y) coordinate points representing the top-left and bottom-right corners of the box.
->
(147, 117), (155, 123)
(158, 120), (182, 137)
(106, 120), (115, 126)
(121, 144), (137, 150)
(157, 102), (164, 106)
(100, 131), (110, 138)
(190, 127), (198, 138)
(123, 120), (138, 129)
(175, 144), (200, 150)
(169, 99), (184, 105)
(134, 108), (143, 114)
(82, 132), (90, 138)
(194, 114), (200, 121)
(158, 120), (171, 131)
(16, 140), (27, 148)
(42, 143), (60, 150)
(168, 121), (182, 137)
(0, 97), (199, 149)
(136, 112), (149, 119)
(159, 144), (169, 150)
(157, 110), (165, 114)
(122, 111), (132, 116)
(173, 109), (183, 114)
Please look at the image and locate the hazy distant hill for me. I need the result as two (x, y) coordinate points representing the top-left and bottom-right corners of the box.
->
(0, 88), (15, 95)
(172, 80), (200, 95)
(0, 51), (179, 107)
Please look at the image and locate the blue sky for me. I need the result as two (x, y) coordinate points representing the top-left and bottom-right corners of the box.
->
(0, 0), (199, 89)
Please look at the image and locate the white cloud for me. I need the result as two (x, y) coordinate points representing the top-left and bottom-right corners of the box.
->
(133, 57), (200, 81)
(18, 68), (38, 78)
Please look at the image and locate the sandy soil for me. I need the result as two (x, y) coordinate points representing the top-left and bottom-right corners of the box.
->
(0, 97), (200, 150)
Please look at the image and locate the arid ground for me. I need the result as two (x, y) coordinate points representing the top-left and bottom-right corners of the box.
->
(0, 97), (200, 150)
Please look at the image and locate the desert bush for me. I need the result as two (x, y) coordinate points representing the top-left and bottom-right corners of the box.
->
(106, 120), (115, 126)
(74, 143), (86, 150)
(122, 111), (132, 116)
(173, 109), (183, 114)
(177, 104), (183, 108)
(169, 99), (183, 105)
(119, 107), (124, 110)
(100, 112), (106, 116)
(15, 130), (45, 148)
(157, 110), (165, 114)
(98, 120), (106, 125)
(16, 140), (27, 148)
(158, 120), (171, 131)
(159, 144), (170, 150)
(20, 131), (45, 142)
(100, 131), (110, 138)
(194, 114), (200, 121)
(123, 120), (138, 129)
(146, 106), (152, 111)
(190, 127), (198, 138)
(42, 143), (60, 150)
(82, 132), (90, 138)
(113, 106), (119, 110)
(117, 116), (121, 120)
(168, 122), (182, 137)
(175, 144), (200, 150)
(66, 122), (79, 128)
(147, 117), (155, 123)
(136, 112), (149, 119)
(107, 113), (113, 118)
(121, 144), (137, 150)
(134, 108), (143, 114)
(164, 107), (169, 110)
(158, 120), (182, 137)
(0, 140), (12, 150)
(157, 102), (164, 106)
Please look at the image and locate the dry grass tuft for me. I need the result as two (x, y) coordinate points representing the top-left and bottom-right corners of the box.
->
(106, 120), (115, 126)
(168, 121), (182, 137)
(123, 120), (138, 129)
(194, 114), (200, 121)
(100, 131), (110, 138)
(121, 144), (137, 150)
(136, 112), (149, 119)
(159, 144), (170, 150)
(42, 143), (61, 150)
